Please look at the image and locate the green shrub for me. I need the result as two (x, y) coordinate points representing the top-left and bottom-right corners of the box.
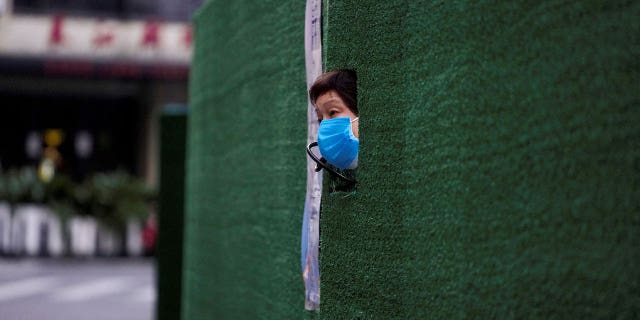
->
(88, 170), (155, 231)
(2, 167), (46, 205)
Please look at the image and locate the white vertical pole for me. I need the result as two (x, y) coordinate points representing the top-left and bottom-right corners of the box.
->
(302, 0), (322, 311)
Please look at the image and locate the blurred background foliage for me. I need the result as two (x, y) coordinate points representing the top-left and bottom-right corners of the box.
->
(89, 170), (155, 231)
(0, 168), (155, 230)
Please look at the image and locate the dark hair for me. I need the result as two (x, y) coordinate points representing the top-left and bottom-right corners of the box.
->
(309, 69), (358, 115)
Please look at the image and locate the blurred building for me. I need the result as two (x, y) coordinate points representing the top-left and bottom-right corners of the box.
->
(0, 0), (202, 185)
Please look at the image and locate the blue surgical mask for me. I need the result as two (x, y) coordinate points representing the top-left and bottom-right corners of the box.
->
(317, 117), (359, 169)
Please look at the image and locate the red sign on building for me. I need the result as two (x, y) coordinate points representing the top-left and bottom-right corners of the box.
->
(93, 20), (115, 48)
(141, 20), (161, 48)
(49, 15), (65, 46)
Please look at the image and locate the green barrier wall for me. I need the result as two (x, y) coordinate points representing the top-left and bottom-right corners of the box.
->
(182, 1), (307, 319)
(320, 1), (640, 319)
(157, 107), (188, 320)
(185, 1), (639, 319)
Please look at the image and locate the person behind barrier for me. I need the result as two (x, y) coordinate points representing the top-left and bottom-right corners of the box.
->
(309, 69), (359, 170)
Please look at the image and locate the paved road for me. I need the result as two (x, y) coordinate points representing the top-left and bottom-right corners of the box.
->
(0, 258), (155, 320)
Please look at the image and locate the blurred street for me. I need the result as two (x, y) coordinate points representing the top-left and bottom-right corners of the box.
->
(0, 2), (193, 319)
(0, 258), (155, 320)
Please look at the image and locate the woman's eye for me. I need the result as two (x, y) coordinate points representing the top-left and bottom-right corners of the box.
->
(329, 110), (337, 116)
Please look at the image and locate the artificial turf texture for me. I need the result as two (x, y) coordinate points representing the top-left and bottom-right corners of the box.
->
(157, 109), (187, 320)
(181, 1), (309, 319)
(320, 1), (640, 319)
(183, 0), (639, 318)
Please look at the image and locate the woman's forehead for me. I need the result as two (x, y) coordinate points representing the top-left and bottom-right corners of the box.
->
(317, 91), (345, 107)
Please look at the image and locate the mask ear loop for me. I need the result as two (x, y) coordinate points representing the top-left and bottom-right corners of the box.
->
(306, 142), (357, 184)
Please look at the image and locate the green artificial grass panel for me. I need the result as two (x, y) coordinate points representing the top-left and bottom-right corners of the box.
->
(182, 1), (310, 319)
(157, 112), (188, 320)
(321, 1), (640, 319)
(321, 2), (412, 319)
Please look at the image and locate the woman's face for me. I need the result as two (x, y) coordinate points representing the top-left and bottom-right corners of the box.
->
(315, 90), (359, 138)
